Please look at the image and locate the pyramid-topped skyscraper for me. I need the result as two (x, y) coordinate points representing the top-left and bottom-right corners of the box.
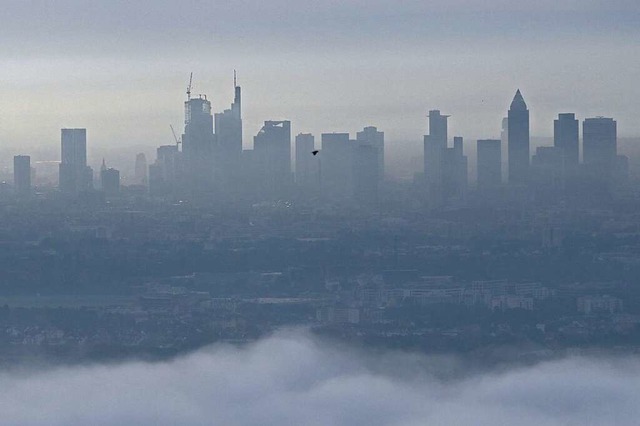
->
(510, 89), (527, 111)
(507, 89), (530, 184)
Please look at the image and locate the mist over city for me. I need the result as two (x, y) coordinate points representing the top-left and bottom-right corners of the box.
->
(1, 0), (640, 425)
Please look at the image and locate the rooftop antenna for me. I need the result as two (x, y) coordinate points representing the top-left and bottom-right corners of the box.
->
(186, 72), (193, 100)
(234, 69), (237, 87)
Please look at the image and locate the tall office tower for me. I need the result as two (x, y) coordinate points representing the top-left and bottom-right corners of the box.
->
(442, 136), (468, 201)
(149, 145), (181, 195)
(135, 153), (148, 186)
(583, 117), (617, 175)
(507, 90), (530, 184)
(295, 133), (319, 188)
(59, 128), (92, 193)
(214, 73), (243, 185)
(13, 155), (31, 194)
(253, 121), (292, 197)
(101, 167), (120, 195)
(423, 110), (449, 202)
(356, 126), (384, 181)
(182, 92), (215, 190)
(352, 142), (379, 205)
(477, 139), (502, 189)
(554, 113), (579, 167)
(321, 133), (353, 199)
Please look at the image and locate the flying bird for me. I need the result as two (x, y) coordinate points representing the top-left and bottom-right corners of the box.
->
(312, 150), (319, 156)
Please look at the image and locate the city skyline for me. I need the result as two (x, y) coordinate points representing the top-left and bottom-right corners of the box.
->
(1, 79), (635, 185)
(2, 3), (640, 425)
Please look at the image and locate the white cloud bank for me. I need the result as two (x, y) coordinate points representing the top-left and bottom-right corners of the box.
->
(0, 329), (637, 425)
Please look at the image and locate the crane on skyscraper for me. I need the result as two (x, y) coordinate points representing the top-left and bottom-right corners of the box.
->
(170, 125), (181, 148)
(186, 72), (193, 100)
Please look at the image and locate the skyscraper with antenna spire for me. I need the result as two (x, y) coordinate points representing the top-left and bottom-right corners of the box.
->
(214, 71), (243, 189)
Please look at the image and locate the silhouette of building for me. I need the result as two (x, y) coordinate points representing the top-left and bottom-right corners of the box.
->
(135, 153), (148, 186)
(13, 155), (31, 195)
(356, 126), (384, 181)
(149, 145), (181, 195)
(424, 110), (449, 203)
(477, 139), (502, 189)
(554, 113), (579, 167)
(423, 111), (467, 204)
(295, 133), (319, 190)
(507, 90), (530, 184)
(101, 166), (120, 195)
(583, 117), (617, 174)
(182, 94), (214, 191)
(441, 136), (468, 201)
(253, 121), (292, 198)
(214, 74), (242, 187)
(59, 128), (92, 193)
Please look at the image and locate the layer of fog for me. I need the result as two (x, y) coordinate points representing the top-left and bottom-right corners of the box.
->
(0, 329), (637, 425)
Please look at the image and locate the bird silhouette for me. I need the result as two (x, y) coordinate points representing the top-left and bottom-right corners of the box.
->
(312, 150), (319, 156)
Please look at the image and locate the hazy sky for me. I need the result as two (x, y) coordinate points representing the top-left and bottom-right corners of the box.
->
(1, 329), (638, 425)
(1, 0), (639, 161)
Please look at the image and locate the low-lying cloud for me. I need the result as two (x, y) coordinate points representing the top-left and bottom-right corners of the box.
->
(0, 329), (637, 425)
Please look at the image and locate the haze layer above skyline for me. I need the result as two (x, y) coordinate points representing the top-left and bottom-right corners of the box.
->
(1, 0), (639, 153)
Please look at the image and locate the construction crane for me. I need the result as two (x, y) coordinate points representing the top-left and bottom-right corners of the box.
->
(186, 72), (193, 100)
(170, 125), (181, 148)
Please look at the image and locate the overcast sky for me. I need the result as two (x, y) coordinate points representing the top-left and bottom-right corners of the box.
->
(1, 0), (639, 161)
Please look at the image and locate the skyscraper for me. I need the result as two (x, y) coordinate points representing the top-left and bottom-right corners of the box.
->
(101, 165), (120, 195)
(477, 139), (502, 189)
(507, 90), (530, 184)
(424, 110), (449, 200)
(583, 117), (617, 172)
(295, 133), (318, 189)
(149, 145), (181, 196)
(554, 113), (579, 166)
(214, 73), (243, 186)
(59, 128), (92, 193)
(253, 121), (292, 197)
(13, 155), (31, 194)
(356, 126), (384, 181)
(182, 93), (214, 190)
(442, 136), (468, 201)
